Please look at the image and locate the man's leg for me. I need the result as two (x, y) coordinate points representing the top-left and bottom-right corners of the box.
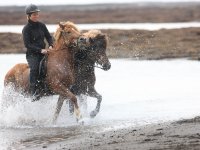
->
(26, 54), (42, 100)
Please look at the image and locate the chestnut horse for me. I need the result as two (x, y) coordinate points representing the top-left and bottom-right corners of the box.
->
(4, 21), (84, 123)
(69, 29), (111, 118)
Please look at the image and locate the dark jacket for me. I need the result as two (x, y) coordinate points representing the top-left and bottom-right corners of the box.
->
(22, 19), (53, 55)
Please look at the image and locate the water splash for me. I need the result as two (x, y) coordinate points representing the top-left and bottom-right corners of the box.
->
(0, 86), (85, 128)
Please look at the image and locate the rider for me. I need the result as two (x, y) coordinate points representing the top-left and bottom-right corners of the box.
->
(22, 4), (53, 101)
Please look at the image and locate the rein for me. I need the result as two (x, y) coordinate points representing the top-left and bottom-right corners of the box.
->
(76, 55), (104, 70)
(61, 31), (78, 49)
(53, 31), (78, 51)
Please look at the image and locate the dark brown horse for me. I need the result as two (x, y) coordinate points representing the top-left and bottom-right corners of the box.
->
(4, 21), (84, 123)
(70, 29), (111, 118)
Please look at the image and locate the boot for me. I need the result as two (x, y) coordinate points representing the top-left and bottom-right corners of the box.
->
(30, 83), (41, 102)
(32, 89), (41, 102)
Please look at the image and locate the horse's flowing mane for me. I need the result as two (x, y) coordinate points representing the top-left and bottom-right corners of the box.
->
(84, 29), (108, 48)
(83, 29), (102, 38)
(54, 21), (80, 42)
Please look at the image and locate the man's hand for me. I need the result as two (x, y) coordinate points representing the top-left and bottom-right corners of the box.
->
(41, 49), (49, 54)
(49, 46), (53, 50)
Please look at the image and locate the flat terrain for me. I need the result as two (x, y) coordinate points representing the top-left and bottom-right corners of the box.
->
(0, 3), (200, 25)
(1, 28), (200, 60)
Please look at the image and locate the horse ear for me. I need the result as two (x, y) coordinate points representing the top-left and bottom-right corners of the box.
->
(59, 22), (65, 30)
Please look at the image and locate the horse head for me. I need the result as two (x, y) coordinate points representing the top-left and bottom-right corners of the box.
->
(54, 21), (82, 50)
(78, 30), (111, 71)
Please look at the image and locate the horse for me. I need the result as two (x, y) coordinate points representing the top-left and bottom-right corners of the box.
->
(3, 21), (85, 123)
(69, 29), (111, 118)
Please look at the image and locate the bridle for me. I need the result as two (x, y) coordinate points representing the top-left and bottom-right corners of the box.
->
(75, 49), (105, 70)
(60, 30), (78, 49)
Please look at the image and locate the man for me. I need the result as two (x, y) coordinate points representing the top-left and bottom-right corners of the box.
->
(22, 4), (53, 101)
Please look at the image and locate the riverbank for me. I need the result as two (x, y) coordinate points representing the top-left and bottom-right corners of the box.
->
(1, 27), (200, 60)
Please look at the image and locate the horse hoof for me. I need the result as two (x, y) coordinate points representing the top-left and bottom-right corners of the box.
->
(90, 110), (98, 118)
(78, 117), (91, 125)
(78, 119), (85, 125)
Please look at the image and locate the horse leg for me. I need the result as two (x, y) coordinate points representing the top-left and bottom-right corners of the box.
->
(53, 85), (82, 122)
(68, 100), (74, 115)
(53, 95), (65, 124)
(68, 94), (87, 116)
(87, 87), (102, 118)
(79, 94), (88, 116)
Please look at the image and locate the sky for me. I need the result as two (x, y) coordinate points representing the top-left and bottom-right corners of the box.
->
(0, 0), (200, 6)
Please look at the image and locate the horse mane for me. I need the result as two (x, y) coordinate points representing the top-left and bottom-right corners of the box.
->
(84, 29), (108, 48)
(53, 21), (80, 42)
(83, 29), (102, 38)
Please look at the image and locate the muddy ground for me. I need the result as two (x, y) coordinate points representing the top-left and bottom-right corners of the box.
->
(1, 27), (200, 60)
(52, 117), (200, 150)
(1, 3), (200, 25)
(4, 117), (200, 150)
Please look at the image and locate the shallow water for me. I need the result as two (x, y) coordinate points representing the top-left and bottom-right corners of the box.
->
(1, 22), (200, 33)
(1, 54), (200, 149)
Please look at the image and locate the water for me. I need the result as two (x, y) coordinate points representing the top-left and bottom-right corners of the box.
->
(1, 54), (200, 149)
(1, 22), (200, 33)
(1, 55), (200, 126)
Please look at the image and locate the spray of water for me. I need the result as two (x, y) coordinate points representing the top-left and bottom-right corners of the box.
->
(0, 85), (92, 128)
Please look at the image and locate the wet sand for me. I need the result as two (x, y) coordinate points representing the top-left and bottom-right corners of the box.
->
(2, 117), (200, 150)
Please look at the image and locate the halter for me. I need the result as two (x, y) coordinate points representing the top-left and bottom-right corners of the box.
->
(75, 52), (104, 70)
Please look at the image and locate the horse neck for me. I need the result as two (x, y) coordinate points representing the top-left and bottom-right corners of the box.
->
(75, 57), (95, 73)
(84, 58), (95, 66)
(63, 47), (76, 72)
(49, 44), (76, 74)
(54, 38), (66, 50)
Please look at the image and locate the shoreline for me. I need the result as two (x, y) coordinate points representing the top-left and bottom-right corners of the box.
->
(48, 117), (200, 150)
(13, 116), (200, 150)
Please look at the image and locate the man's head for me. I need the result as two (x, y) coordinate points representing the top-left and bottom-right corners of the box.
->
(25, 4), (40, 15)
(25, 4), (40, 22)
